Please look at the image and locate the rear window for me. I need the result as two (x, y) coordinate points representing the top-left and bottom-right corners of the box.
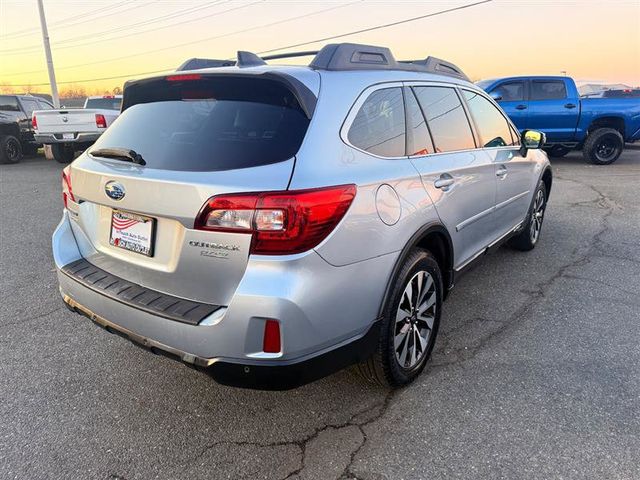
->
(85, 97), (122, 110)
(89, 76), (310, 172)
(0, 96), (20, 112)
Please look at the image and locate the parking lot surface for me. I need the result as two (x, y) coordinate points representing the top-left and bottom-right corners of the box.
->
(1, 146), (639, 479)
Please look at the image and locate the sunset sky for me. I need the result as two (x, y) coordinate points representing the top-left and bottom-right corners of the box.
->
(1, 0), (639, 95)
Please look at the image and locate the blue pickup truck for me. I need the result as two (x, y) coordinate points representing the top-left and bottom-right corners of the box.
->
(478, 76), (640, 164)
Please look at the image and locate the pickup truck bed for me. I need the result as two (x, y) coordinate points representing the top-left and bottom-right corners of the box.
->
(33, 95), (122, 163)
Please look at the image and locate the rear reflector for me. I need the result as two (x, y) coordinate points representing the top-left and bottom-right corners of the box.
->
(95, 113), (107, 128)
(194, 185), (357, 255)
(263, 320), (281, 353)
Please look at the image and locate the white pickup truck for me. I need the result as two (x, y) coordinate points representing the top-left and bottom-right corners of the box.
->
(33, 95), (122, 163)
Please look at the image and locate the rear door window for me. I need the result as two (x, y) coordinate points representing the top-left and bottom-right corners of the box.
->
(347, 87), (406, 157)
(413, 86), (475, 153)
(531, 81), (567, 100)
(0, 96), (20, 112)
(463, 90), (517, 147)
(89, 76), (311, 172)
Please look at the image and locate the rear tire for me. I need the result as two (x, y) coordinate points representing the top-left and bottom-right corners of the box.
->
(509, 180), (547, 251)
(356, 249), (442, 388)
(51, 143), (75, 164)
(583, 128), (624, 165)
(0, 135), (23, 164)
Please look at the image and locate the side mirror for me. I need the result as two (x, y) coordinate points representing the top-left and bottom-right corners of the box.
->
(489, 91), (503, 102)
(520, 129), (546, 156)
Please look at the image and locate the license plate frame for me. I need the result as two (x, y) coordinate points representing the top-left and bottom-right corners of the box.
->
(109, 209), (156, 257)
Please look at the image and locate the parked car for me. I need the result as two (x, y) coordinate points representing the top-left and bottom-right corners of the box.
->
(53, 44), (551, 390)
(581, 88), (640, 99)
(0, 94), (54, 164)
(33, 95), (122, 164)
(477, 76), (640, 164)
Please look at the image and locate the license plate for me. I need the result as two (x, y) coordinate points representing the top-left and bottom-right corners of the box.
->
(109, 210), (155, 257)
(62, 133), (74, 139)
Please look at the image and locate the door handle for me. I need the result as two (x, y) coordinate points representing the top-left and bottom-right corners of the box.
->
(434, 174), (455, 190)
(564, 103), (577, 109)
(515, 104), (527, 110)
(496, 166), (508, 179)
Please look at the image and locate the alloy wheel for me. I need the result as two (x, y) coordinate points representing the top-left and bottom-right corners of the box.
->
(394, 270), (436, 370)
(530, 189), (545, 244)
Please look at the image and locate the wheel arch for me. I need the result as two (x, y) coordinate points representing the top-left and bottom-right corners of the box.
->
(588, 116), (625, 137)
(541, 167), (552, 200)
(0, 122), (21, 139)
(378, 223), (454, 317)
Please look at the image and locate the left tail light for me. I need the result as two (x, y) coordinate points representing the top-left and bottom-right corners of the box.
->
(95, 114), (107, 128)
(32, 114), (38, 130)
(194, 184), (357, 255)
(62, 166), (74, 208)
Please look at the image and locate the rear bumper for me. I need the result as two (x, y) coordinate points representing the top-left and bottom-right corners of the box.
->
(63, 294), (379, 390)
(34, 132), (101, 144)
(53, 211), (394, 389)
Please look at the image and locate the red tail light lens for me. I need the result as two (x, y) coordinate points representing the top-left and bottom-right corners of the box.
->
(32, 114), (38, 130)
(166, 73), (202, 82)
(62, 166), (74, 209)
(194, 184), (356, 255)
(95, 114), (107, 128)
(263, 320), (281, 353)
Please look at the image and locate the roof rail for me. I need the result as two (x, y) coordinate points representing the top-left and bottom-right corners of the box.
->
(176, 43), (470, 81)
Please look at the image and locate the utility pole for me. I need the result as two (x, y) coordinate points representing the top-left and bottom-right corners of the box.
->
(36, 0), (60, 107)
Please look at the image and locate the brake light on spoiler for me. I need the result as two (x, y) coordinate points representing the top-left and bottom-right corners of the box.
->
(194, 185), (356, 255)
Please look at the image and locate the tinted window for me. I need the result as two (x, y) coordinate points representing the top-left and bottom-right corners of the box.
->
(414, 86), (475, 153)
(20, 98), (39, 116)
(492, 81), (524, 102)
(531, 81), (567, 100)
(37, 100), (53, 109)
(463, 90), (516, 147)
(90, 76), (310, 172)
(348, 88), (406, 157)
(0, 96), (20, 112)
(405, 88), (433, 156)
(85, 97), (122, 110)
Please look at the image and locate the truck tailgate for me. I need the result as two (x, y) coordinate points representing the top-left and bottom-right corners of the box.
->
(34, 109), (99, 134)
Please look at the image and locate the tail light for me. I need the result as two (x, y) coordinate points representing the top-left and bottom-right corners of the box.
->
(95, 114), (107, 128)
(194, 184), (356, 255)
(32, 114), (38, 130)
(62, 166), (74, 209)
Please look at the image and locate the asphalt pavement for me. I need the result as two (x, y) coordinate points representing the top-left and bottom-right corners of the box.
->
(1, 146), (639, 479)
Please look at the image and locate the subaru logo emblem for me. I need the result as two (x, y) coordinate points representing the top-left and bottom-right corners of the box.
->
(105, 181), (125, 201)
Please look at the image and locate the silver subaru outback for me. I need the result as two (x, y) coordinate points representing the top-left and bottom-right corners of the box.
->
(53, 43), (551, 390)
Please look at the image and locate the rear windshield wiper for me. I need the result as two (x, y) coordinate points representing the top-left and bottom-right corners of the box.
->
(90, 147), (146, 165)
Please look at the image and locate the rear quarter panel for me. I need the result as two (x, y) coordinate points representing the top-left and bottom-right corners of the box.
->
(577, 97), (640, 141)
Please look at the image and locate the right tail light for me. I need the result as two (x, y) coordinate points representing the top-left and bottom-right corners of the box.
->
(194, 184), (357, 255)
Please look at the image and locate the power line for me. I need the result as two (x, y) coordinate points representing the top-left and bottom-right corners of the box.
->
(5, 1), (362, 76)
(1, 0), (134, 40)
(1, 0), (240, 55)
(256, 0), (494, 55)
(6, 0), (492, 87)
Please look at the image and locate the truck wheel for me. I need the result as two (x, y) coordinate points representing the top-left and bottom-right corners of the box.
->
(51, 143), (75, 164)
(583, 128), (624, 165)
(0, 135), (23, 164)
(356, 249), (442, 388)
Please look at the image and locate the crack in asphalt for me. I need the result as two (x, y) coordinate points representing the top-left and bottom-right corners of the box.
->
(188, 392), (395, 480)
(0, 305), (62, 330)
